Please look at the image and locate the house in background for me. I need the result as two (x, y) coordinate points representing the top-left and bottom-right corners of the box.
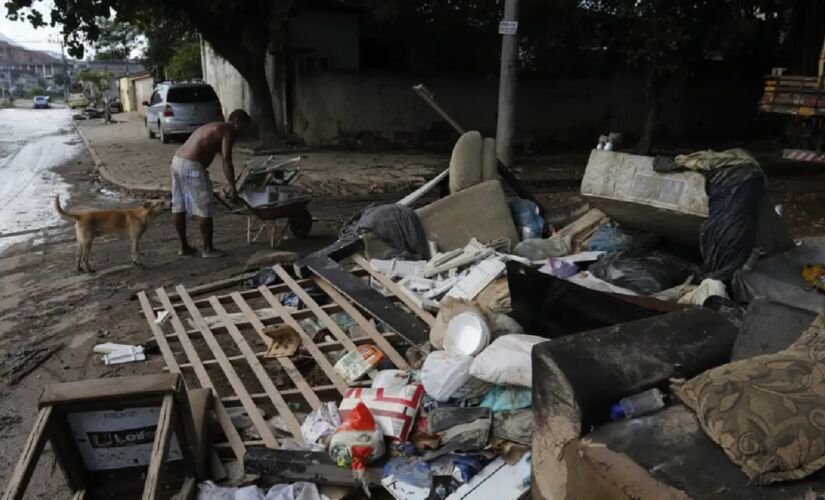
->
(118, 71), (154, 116)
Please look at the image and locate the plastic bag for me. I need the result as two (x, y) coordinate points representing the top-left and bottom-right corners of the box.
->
(469, 334), (548, 387)
(300, 402), (341, 451)
(340, 385), (424, 441)
(420, 351), (474, 402)
(589, 249), (698, 295)
(513, 235), (571, 260)
(508, 198), (544, 240)
(329, 402), (385, 494)
(700, 164), (765, 282)
(538, 258), (578, 279)
(677, 278), (728, 305)
(586, 225), (657, 252)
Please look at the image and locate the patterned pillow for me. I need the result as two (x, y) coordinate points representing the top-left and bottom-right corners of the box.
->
(677, 315), (825, 485)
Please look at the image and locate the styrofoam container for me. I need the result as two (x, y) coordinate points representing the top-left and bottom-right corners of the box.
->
(443, 312), (490, 357)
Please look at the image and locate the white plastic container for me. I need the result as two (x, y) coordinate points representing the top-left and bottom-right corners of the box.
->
(443, 312), (490, 357)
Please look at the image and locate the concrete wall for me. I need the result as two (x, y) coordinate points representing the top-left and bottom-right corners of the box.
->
(201, 42), (252, 119)
(289, 71), (767, 149)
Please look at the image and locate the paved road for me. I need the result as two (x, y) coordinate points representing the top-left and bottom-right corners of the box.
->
(0, 107), (81, 253)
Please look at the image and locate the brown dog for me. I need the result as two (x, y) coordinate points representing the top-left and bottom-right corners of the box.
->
(54, 196), (170, 271)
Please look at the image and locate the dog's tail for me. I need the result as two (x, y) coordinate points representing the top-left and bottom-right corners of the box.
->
(54, 196), (78, 221)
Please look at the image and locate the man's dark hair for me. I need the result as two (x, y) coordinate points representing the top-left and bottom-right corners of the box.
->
(228, 109), (251, 126)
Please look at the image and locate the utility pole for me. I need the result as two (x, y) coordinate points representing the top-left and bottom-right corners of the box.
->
(495, 0), (520, 169)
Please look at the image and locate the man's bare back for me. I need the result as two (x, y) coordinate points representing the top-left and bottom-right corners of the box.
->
(176, 122), (229, 167)
(170, 109), (251, 258)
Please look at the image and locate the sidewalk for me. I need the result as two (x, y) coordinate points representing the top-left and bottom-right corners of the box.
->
(76, 112), (447, 198)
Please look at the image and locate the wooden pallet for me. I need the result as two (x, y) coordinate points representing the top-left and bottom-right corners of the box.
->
(138, 263), (422, 458)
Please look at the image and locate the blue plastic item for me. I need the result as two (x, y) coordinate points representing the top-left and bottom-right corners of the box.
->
(508, 198), (544, 239)
(479, 386), (532, 412)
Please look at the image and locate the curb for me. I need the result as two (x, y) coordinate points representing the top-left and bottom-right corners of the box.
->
(73, 122), (170, 198)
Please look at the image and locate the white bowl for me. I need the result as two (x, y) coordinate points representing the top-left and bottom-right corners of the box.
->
(443, 312), (490, 357)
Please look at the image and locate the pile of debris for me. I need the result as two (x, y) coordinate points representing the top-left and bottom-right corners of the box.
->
(10, 132), (825, 500)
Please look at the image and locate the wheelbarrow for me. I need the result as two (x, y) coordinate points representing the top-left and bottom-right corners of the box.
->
(225, 155), (314, 248)
(230, 197), (313, 248)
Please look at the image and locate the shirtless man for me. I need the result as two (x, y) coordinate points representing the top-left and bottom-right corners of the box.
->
(170, 109), (251, 258)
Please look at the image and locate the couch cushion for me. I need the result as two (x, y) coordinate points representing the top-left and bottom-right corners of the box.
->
(677, 315), (825, 485)
(417, 180), (519, 251)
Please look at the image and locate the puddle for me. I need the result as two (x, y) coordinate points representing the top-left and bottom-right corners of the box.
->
(0, 109), (82, 254)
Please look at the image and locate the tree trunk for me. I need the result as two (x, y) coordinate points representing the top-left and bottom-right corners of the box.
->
(636, 69), (661, 155)
(241, 62), (279, 146)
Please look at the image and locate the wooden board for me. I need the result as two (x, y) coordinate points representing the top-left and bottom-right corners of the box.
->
(152, 289), (247, 460)
(142, 394), (176, 500)
(176, 286), (280, 449)
(140, 266), (416, 453)
(2, 406), (54, 500)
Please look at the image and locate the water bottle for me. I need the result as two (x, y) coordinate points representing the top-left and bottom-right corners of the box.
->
(610, 388), (665, 420)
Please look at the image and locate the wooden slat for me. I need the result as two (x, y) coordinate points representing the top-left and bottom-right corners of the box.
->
(141, 394), (176, 500)
(173, 477), (196, 500)
(175, 331), (402, 369)
(221, 385), (339, 405)
(168, 301), (344, 338)
(313, 278), (410, 369)
(231, 292), (322, 410)
(208, 297), (305, 445)
(2, 406), (54, 500)
(352, 254), (436, 327)
(259, 286), (349, 393)
(154, 288), (246, 460)
(176, 286), (280, 448)
(273, 266), (360, 352)
(72, 491), (87, 500)
(152, 270), (369, 314)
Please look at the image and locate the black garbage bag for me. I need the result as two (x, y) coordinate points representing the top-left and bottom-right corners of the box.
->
(700, 163), (765, 283)
(590, 249), (699, 295)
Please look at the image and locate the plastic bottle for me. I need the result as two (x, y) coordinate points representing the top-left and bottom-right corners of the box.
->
(610, 388), (665, 420)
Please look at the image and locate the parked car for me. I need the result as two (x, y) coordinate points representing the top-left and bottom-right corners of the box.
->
(68, 93), (88, 109)
(108, 96), (123, 113)
(144, 83), (224, 143)
(32, 96), (50, 109)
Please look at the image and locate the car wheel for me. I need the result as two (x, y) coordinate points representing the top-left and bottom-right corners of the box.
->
(288, 210), (313, 239)
(147, 119), (156, 139)
(160, 123), (170, 143)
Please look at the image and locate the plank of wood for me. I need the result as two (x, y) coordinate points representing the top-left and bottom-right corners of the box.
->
(313, 278), (410, 369)
(172, 477), (196, 500)
(142, 394), (176, 500)
(152, 271), (368, 313)
(231, 293), (322, 410)
(208, 297), (305, 445)
(154, 288), (246, 460)
(304, 255), (430, 345)
(352, 254), (436, 327)
(176, 286), (281, 449)
(273, 266), (360, 352)
(165, 271), (259, 301)
(221, 385), (339, 405)
(174, 331), (401, 369)
(398, 168), (449, 206)
(72, 491), (87, 500)
(2, 406), (54, 500)
(259, 287), (349, 393)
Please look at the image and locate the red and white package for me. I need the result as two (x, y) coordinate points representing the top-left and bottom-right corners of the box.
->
(329, 402), (385, 494)
(339, 384), (424, 442)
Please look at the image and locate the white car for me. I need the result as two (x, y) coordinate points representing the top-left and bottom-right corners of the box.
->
(144, 83), (224, 143)
(33, 96), (50, 109)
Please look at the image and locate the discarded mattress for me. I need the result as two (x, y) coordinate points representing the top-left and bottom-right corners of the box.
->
(733, 238), (825, 315)
(580, 150), (792, 254)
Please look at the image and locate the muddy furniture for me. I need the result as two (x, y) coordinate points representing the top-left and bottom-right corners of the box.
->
(539, 404), (825, 500)
(531, 309), (739, 499)
(2, 374), (207, 500)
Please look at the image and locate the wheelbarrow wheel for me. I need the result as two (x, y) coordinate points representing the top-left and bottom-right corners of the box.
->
(289, 210), (313, 238)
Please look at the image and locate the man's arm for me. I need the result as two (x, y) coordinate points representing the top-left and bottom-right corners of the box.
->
(221, 128), (237, 200)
